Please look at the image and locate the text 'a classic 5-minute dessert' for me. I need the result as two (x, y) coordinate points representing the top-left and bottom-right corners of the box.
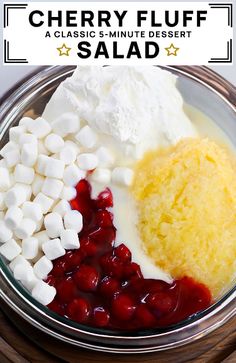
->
(0, 66), (235, 330)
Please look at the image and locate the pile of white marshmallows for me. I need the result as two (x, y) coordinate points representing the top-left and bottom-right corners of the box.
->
(0, 113), (134, 306)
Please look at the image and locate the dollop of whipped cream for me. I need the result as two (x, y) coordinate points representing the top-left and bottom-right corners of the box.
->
(43, 66), (197, 160)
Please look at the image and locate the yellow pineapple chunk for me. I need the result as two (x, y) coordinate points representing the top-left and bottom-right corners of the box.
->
(132, 138), (236, 297)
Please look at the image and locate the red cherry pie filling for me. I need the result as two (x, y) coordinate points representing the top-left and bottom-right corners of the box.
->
(46, 179), (212, 330)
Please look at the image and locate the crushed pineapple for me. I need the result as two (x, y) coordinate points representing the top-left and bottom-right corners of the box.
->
(132, 138), (236, 297)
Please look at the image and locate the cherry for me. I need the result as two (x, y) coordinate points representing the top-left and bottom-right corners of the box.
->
(88, 226), (116, 246)
(51, 260), (67, 278)
(146, 292), (175, 314)
(114, 244), (131, 262)
(95, 210), (113, 227)
(100, 251), (113, 269)
(123, 262), (143, 280)
(74, 265), (99, 291)
(146, 280), (167, 294)
(64, 250), (84, 272)
(135, 304), (156, 327)
(80, 237), (98, 257)
(84, 241), (98, 256)
(56, 277), (77, 303)
(75, 198), (93, 222)
(93, 307), (110, 327)
(111, 294), (136, 321)
(67, 297), (91, 323)
(103, 255), (124, 278)
(72, 179), (94, 221)
(99, 276), (120, 297)
(47, 300), (65, 316)
(95, 188), (113, 209)
(76, 179), (91, 197)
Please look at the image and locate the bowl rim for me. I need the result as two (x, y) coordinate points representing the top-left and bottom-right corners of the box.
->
(0, 65), (236, 353)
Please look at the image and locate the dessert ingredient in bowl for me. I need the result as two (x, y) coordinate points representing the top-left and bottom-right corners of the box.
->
(43, 66), (197, 160)
(132, 138), (236, 297)
(46, 178), (211, 330)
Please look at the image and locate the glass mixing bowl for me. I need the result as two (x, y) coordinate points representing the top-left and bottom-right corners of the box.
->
(0, 66), (236, 354)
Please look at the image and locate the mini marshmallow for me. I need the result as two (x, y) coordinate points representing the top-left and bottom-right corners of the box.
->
(52, 199), (70, 217)
(44, 158), (65, 179)
(42, 238), (65, 260)
(4, 149), (20, 168)
(19, 116), (32, 128)
(77, 153), (98, 171)
(52, 112), (80, 137)
(21, 142), (38, 167)
(27, 117), (51, 139)
(32, 174), (44, 196)
(14, 218), (36, 239)
(19, 133), (37, 147)
(0, 141), (17, 158)
(38, 140), (50, 156)
(64, 140), (80, 154)
(33, 255), (53, 279)
(0, 193), (6, 210)
(32, 280), (56, 305)
(64, 210), (83, 233)
(0, 167), (10, 191)
(90, 168), (111, 184)
(22, 237), (39, 260)
(59, 146), (77, 165)
(5, 183), (31, 207)
(0, 211), (4, 219)
(21, 272), (39, 291)
(75, 125), (97, 149)
(60, 186), (76, 201)
(95, 146), (115, 167)
(35, 217), (44, 233)
(0, 239), (21, 261)
(17, 183), (32, 200)
(9, 125), (26, 143)
(36, 155), (50, 175)
(14, 263), (35, 282)
(14, 262), (40, 290)
(60, 229), (80, 250)
(44, 212), (64, 238)
(44, 133), (64, 153)
(111, 167), (134, 186)
(22, 201), (43, 222)
(33, 230), (49, 249)
(5, 206), (23, 229)
(42, 177), (63, 200)
(0, 220), (13, 243)
(14, 164), (35, 185)
(33, 193), (54, 214)
(63, 164), (85, 186)
(9, 254), (30, 272)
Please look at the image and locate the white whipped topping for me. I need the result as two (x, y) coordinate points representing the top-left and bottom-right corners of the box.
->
(43, 66), (197, 161)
